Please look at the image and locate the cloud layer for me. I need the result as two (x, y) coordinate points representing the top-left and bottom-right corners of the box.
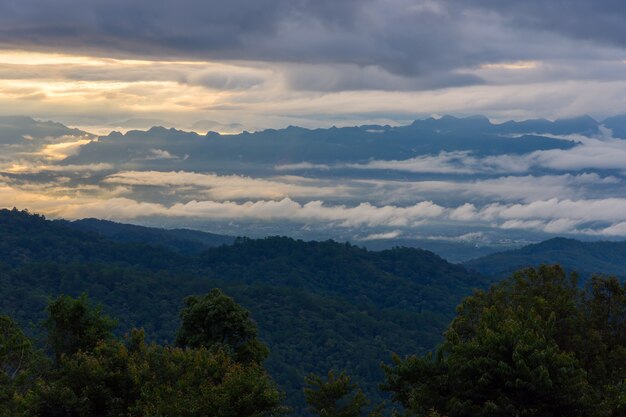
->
(1, 1), (626, 128)
(3, 95), (626, 246)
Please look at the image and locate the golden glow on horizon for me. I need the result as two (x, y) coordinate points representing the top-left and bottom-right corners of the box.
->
(2, 48), (626, 133)
(0, 78), (227, 113)
(481, 61), (539, 70)
(38, 138), (94, 160)
(0, 50), (225, 67)
(0, 50), (266, 123)
(0, 50), (107, 66)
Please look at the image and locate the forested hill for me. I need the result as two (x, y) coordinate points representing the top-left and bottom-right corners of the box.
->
(62, 218), (235, 254)
(0, 209), (188, 268)
(464, 237), (626, 278)
(0, 208), (489, 412)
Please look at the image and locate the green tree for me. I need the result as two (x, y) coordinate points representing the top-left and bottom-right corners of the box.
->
(27, 293), (284, 417)
(584, 276), (626, 414)
(44, 294), (116, 362)
(175, 288), (269, 364)
(133, 345), (284, 417)
(383, 265), (624, 417)
(304, 371), (371, 417)
(27, 337), (138, 417)
(0, 316), (45, 417)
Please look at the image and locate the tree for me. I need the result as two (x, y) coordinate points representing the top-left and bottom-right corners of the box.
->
(44, 294), (116, 361)
(304, 371), (372, 417)
(27, 294), (284, 417)
(133, 345), (284, 417)
(383, 265), (626, 417)
(584, 276), (626, 414)
(175, 288), (269, 364)
(0, 316), (45, 417)
(27, 337), (138, 417)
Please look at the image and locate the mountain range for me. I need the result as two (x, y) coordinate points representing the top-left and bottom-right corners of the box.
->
(63, 114), (591, 173)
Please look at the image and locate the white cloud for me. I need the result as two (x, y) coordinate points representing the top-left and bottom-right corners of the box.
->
(528, 139), (626, 171)
(6, 170), (626, 237)
(450, 203), (478, 221)
(34, 136), (94, 160)
(499, 219), (548, 231)
(33, 196), (447, 228)
(142, 149), (182, 161)
(344, 129), (626, 175)
(274, 162), (331, 171)
(463, 173), (620, 202)
(0, 174), (448, 227)
(357, 230), (403, 240)
(481, 198), (626, 223)
(351, 173), (620, 205)
(423, 231), (485, 242)
(588, 222), (626, 237)
(103, 170), (355, 200)
(347, 151), (479, 174)
(1, 162), (113, 174)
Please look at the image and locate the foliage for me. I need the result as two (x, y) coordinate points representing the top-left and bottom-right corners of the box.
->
(64, 218), (234, 255)
(6, 294), (283, 417)
(2, 210), (626, 415)
(304, 371), (371, 417)
(0, 316), (46, 417)
(133, 345), (283, 417)
(383, 265), (626, 417)
(0, 208), (489, 412)
(175, 288), (269, 364)
(44, 294), (117, 362)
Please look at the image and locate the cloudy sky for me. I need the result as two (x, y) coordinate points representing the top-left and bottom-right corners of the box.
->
(3, 0), (626, 258)
(2, 113), (626, 258)
(1, 0), (626, 131)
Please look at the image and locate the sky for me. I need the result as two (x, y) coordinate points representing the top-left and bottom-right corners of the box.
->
(1, 0), (626, 131)
(3, 0), (626, 257)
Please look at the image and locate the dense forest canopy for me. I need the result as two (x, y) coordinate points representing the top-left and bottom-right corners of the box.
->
(2, 267), (624, 416)
(383, 265), (626, 416)
(1, 209), (625, 416)
(0, 293), (284, 417)
(0, 208), (490, 412)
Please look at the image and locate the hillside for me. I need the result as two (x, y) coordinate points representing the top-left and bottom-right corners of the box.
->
(0, 208), (489, 412)
(63, 218), (235, 254)
(464, 237), (626, 278)
(0, 209), (188, 268)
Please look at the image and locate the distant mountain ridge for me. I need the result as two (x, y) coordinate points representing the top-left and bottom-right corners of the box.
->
(0, 115), (92, 144)
(4, 113), (624, 178)
(63, 114), (614, 173)
(464, 237), (626, 278)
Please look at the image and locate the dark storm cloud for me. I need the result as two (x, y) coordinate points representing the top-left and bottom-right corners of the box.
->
(184, 70), (266, 90)
(450, 0), (626, 47)
(1, 0), (625, 92)
(0, 0), (364, 57)
(0, 0), (486, 78)
(0, 0), (290, 54)
(283, 64), (484, 92)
